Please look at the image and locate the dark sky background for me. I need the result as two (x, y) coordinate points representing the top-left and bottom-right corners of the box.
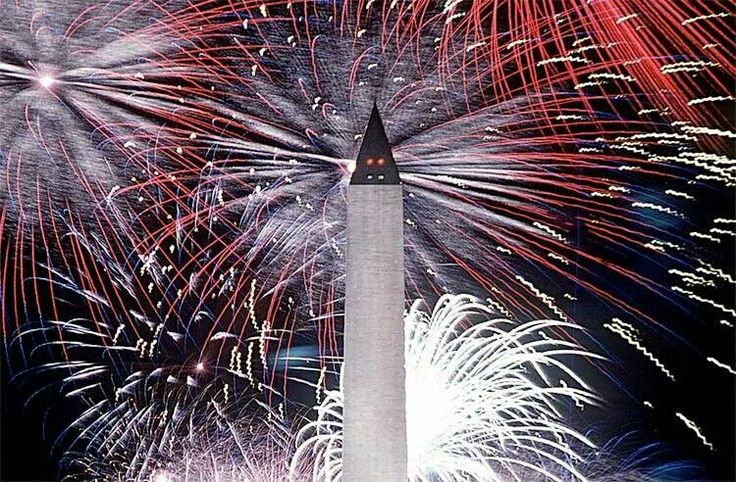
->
(2, 365), (58, 481)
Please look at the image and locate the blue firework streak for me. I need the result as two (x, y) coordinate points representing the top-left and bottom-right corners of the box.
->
(0, 0), (733, 480)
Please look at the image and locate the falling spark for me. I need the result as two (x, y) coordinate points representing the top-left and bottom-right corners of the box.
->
(676, 412), (714, 451)
(605, 318), (676, 381)
(706, 357), (736, 376)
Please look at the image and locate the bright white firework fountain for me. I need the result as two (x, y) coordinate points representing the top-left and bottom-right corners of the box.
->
(292, 294), (601, 481)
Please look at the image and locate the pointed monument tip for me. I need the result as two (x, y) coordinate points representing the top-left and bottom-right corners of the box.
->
(350, 104), (400, 185)
(370, 102), (380, 118)
(364, 103), (384, 140)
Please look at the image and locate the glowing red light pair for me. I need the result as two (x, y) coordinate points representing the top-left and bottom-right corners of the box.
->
(366, 158), (385, 166)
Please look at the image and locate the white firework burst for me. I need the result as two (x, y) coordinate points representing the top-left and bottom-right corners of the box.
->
(62, 393), (300, 482)
(292, 294), (603, 481)
(0, 0), (188, 228)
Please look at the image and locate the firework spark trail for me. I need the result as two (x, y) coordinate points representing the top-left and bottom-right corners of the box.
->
(0, 0), (248, 341)
(63, 392), (299, 481)
(95, 0), (735, 395)
(582, 433), (699, 482)
(4, 214), (305, 478)
(675, 412), (714, 452)
(292, 294), (603, 481)
(604, 318), (676, 381)
(3, 0), (733, 356)
(7, 244), (300, 481)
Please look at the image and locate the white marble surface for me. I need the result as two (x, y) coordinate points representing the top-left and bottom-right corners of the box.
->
(343, 184), (407, 481)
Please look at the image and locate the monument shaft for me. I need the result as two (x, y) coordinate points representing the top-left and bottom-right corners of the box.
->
(343, 184), (407, 481)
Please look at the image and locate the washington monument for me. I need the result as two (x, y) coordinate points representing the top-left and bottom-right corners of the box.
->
(343, 104), (408, 481)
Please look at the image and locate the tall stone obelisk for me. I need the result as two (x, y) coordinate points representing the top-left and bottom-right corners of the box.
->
(343, 104), (407, 481)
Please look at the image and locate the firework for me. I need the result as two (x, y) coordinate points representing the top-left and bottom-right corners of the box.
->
(4, 0), (733, 366)
(582, 433), (700, 482)
(5, 0), (732, 338)
(63, 394), (298, 482)
(292, 294), (602, 481)
(0, 0), (733, 478)
(68, 0), (734, 370)
(6, 223), (290, 480)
